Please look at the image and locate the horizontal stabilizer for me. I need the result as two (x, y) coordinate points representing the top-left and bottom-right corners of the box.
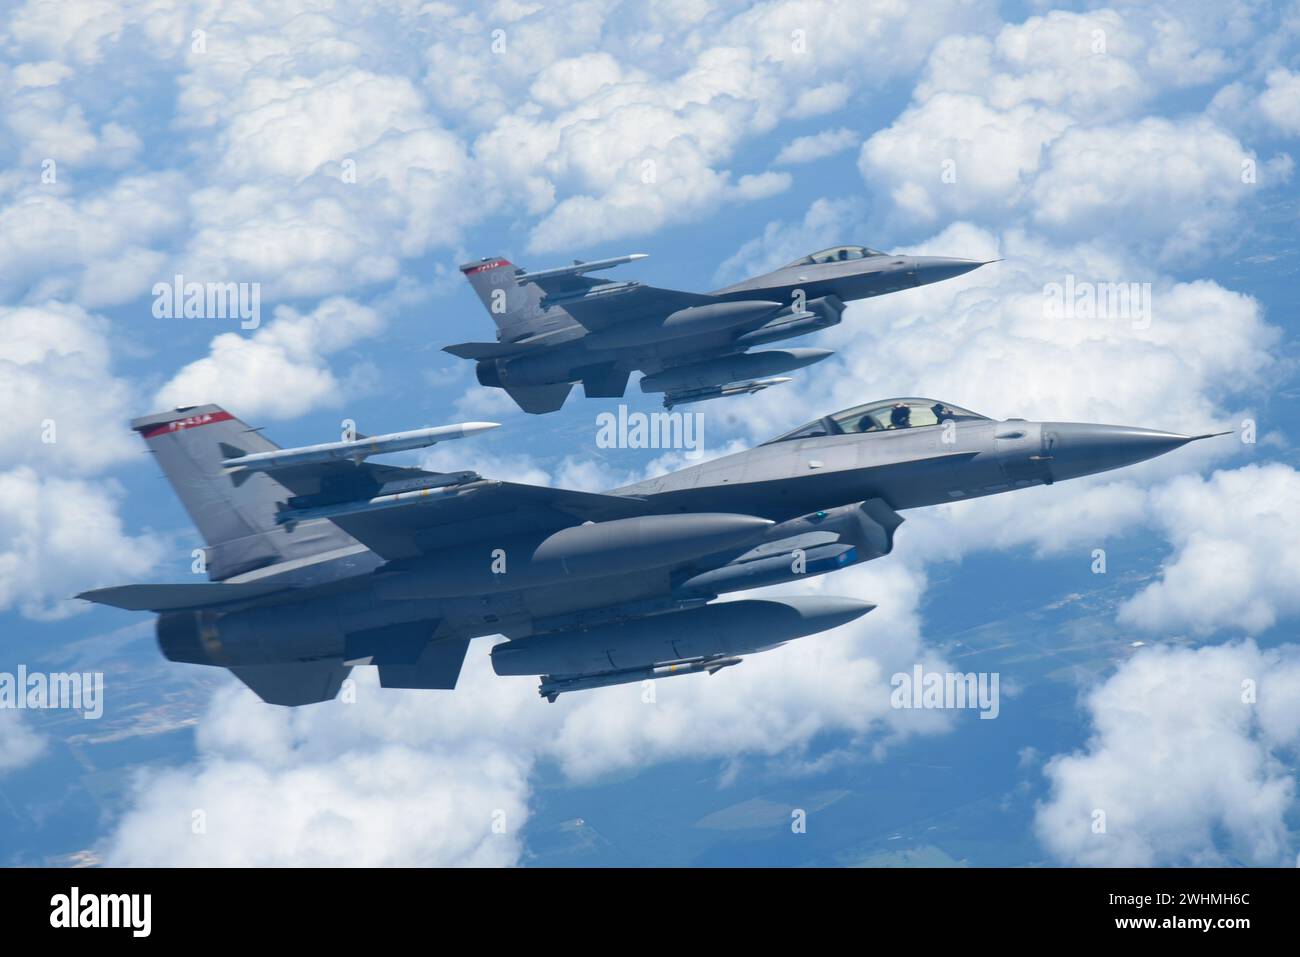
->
(77, 581), (290, 612)
(443, 341), (527, 360)
(229, 660), (352, 706)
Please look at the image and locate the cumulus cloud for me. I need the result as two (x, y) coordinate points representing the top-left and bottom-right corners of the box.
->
(857, 8), (1291, 260)
(438, 0), (994, 250)
(104, 680), (533, 867)
(0, 467), (165, 619)
(1035, 641), (1300, 866)
(0, 301), (139, 473)
(713, 196), (866, 284)
(153, 297), (383, 420)
(1119, 464), (1300, 636)
(1028, 117), (1289, 261)
(1257, 67), (1300, 137)
(0, 709), (46, 774)
(0, 1), (1000, 296)
(774, 127), (858, 165)
(0, 173), (189, 308)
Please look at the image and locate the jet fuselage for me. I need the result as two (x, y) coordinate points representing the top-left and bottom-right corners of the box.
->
(203, 410), (1213, 656)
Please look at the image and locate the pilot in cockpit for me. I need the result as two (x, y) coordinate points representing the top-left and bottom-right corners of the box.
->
(889, 402), (912, 429)
(932, 402), (956, 423)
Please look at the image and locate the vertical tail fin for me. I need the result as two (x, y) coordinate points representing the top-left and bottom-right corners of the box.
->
(131, 405), (357, 580)
(460, 257), (554, 343)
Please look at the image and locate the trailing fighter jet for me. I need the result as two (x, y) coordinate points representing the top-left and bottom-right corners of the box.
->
(79, 399), (1227, 705)
(446, 247), (991, 412)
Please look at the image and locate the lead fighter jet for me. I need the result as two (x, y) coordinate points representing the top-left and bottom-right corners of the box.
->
(80, 400), (1227, 705)
(446, 246), (991, 412)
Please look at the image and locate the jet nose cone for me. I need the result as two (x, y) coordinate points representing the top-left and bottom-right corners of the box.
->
(911, 256), (990, 285)
(1045, 423), (1208, 480)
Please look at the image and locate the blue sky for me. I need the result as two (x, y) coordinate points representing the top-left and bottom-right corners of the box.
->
(2, 0), (1299, 866)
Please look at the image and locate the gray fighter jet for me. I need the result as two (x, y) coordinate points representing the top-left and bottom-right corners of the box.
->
(79, 399), (1227, 705)
(446, 247), (990, 412)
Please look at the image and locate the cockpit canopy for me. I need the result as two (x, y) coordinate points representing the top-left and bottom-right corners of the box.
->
(783, 245), (888, 268)
(765, 398), (989, 444)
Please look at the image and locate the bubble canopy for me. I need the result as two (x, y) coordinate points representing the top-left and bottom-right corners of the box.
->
(782, 245), (889, 268)
(765, 398), (990, 444)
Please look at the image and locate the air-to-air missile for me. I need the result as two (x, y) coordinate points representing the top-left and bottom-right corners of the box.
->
(446, 245), (993, 412)
(221, 421), (499, 474)
(80, 397), (1229, 705)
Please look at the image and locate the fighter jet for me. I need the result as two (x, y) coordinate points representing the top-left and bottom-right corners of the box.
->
(446, 247), (991, 412)
(78, 399), (1227, 705)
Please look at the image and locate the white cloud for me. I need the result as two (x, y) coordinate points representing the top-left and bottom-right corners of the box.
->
(0, 301), (139, 473)
(444, 0), (995, 250)
(102, 674), (533, 866)
(860, 93), (1072, 222)
(0, 173), (188, 308)
(10, 60), (74, 88)
(0, 466), (165, 620)
(775, 127), (858, 165)
(1029, 117), (1289, 261)
(528, 52), (632, 109)
(4, 86), (141, 168)
(713, 196), (866, 284)
(914, 11), (1148, 120)
(0, 709), (46, 774)
(1118, 464), (1300, 636)
(857, 9), (1292, 260)
(1035, 641), (1300, 866)
(729, 170), (791, 200)
(1258, 67), (1300, 137)
(153, 296), (384, 420)
(789, 81), (850, 118)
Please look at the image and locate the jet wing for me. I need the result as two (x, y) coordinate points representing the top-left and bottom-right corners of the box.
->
(327, 480), (651, 560)
(561, 285), (716, 332)
(233, 453), (651, 561)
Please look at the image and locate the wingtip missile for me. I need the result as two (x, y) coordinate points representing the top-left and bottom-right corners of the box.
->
(457, 421), (502, 437)
(221, 421), (501, 473)
(515, 253), (649, 284)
